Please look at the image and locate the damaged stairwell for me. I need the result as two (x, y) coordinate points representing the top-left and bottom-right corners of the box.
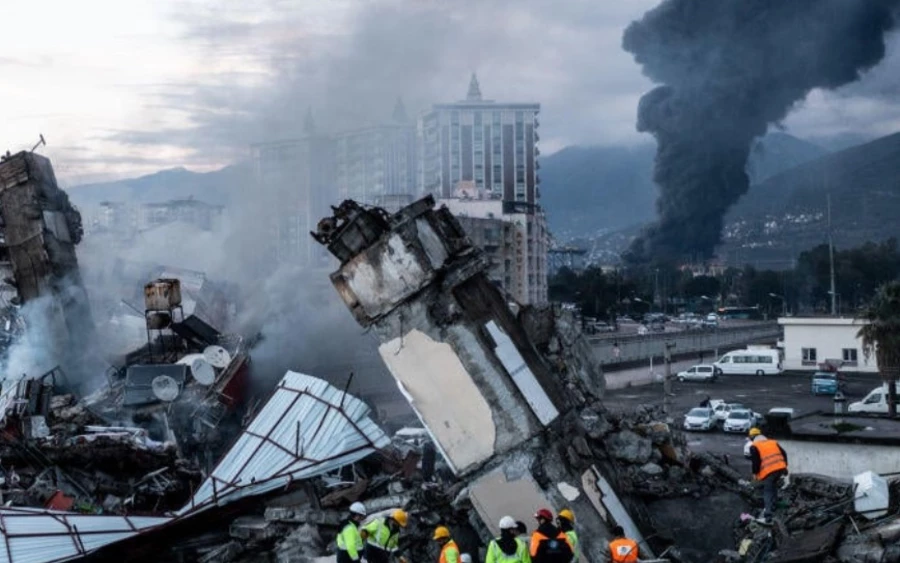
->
(312, 195), (717, 562)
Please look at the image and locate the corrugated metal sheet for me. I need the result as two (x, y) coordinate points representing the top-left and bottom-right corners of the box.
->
(179, 371), (389, 515)
(486, 321), (559, 425)
(0, 371), (388, 562)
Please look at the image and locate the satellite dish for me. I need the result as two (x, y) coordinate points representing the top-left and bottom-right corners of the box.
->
(176, 353), (205, 366)
(151, 375), (180, 402)
(203, 345), (231, 369)
(190, 357), (216, 386)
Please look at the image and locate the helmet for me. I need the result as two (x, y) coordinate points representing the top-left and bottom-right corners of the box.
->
(748, 427), (762, 438)
(534, 508), (553, 521)
(392, 509), (409, 528)
(558, 509), (575, 523)
(433, 526), (451, 540)
(461, 555), (472, 563)
(349, 502), (367, 516)
(499, 516), (517, 530)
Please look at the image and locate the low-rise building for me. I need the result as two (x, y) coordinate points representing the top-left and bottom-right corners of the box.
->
(778, 317), (877, 373)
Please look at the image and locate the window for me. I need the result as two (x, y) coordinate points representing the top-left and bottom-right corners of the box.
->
(865, 393), (882, 405)
(843, 348), (858, 363)
(802, 348), (817, 365)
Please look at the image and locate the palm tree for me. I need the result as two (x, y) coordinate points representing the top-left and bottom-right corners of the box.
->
(857, 281), (900, 417)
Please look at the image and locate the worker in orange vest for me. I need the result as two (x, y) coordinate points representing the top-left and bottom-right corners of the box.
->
(433, 526), (460, 563)
(748, 427), (789, 523)
(606, 526), (640, 563)
(529, 508), (573, 563)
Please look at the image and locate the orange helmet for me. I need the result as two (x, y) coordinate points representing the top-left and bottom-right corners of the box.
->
(433, 526), (451, 540)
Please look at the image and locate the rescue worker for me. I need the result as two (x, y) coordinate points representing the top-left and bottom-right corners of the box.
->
(556, 509), (578, 561)
(530, 508), (573, 563)
(434, 525), (460, 563)
(606, 525), (640, 563)
(363, 509), (409, 563)
(748, 427), (789, 522)
(516, 521), (529, 542)
(486, 516), (531, 563)
(337, 502), (367, 563)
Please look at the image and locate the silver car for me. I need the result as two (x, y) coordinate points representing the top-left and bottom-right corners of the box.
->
(677, 364), (719, 382)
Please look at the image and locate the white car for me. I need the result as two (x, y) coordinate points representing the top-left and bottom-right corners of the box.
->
(683, 407), (716, 431)
(712, 402), (746, 423)
(677, 364), (719, 383)
(723, 409), (758, 433)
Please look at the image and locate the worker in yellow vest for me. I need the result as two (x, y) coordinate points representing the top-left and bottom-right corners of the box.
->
(336, 502), (367, 563)
(556, 509), (578, 561)
(486, 516), (531, 563)
(363, 509), (409, 563)
(607, 525), (639, 563)
(748, 427), (789, 523)
(434, 525), (460, 563)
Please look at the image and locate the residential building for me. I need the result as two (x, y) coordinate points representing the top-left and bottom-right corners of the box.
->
(335, 99), (417, 205)
(138, 198), (224, 231)
(419, 74), (540, 205)
(440, 191), (549, 305)
(778, 317), (877, 373)
(251, 114), (335, 267)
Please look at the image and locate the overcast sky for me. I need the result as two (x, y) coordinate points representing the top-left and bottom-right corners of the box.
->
(2, 0), (899, 185)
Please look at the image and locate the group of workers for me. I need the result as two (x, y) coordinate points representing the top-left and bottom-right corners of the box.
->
(333, 426), (788, 562)
(335, 501), (643, 563)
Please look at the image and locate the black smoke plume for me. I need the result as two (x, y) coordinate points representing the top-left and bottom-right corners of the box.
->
(622, 0), (900, 264)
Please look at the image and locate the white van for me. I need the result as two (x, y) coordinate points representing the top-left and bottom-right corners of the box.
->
(714, 348), (782, 375)
(848, 384), (897, 414)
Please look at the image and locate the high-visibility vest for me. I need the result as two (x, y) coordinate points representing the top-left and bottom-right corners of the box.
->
(754, 439), (787, 480)
(529, 530), (573, 557)
(440, 540), (460, 563)
(485, 537), (529, 563)
(609, 538), (639, 563)
(336, 521), (363, 561)
(565, 530), (579, 561)
(363, 517), (399, 552)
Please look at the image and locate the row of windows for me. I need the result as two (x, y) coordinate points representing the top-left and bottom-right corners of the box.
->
(801, 348), (858, 364)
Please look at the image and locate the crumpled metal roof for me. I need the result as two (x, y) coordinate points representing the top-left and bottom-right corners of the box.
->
(0, 371), (389, 562)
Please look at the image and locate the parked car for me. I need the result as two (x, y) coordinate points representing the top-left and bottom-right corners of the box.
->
(723, 409), (756, 433)
(676, 364), (719, 382)
(591, 321), (615, 333)
(712, 402), (746, 423)
(706, 313), (719, 322)
(848, 384), (897, 414)
(683, 407), (716, 431)
(811, 371), (842, 395)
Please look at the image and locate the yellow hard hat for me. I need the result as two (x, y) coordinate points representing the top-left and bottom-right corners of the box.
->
(433, 526), (451, 540)
(748, 427), (761, 438)
(558, 508), (575, 523)
(392, 509), (409, 528)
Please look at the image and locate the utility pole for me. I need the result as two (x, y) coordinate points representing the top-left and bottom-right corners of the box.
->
(663, 341), (676, 416)
(654, 268), (660, 312)
(827, 193), (837, 316)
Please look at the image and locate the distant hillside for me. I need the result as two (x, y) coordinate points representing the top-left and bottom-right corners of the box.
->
(719, 131), (900, 266)
(69, 163), (252, 207)
(540, 133), (828, 239)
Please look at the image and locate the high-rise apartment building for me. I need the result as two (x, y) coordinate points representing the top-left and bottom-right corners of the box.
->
(419, 75), (540, 205)
(335, 99), (417, 206)
(251, 115), (335, 266)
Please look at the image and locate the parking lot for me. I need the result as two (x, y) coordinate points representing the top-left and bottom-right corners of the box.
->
(605, 370), (885, 474)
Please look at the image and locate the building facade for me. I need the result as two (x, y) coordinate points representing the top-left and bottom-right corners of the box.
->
(440, 195), (549, 305)
(251, 129), (335, 267)
(778, 317), (878, 373)
(419, 75), (540, 205)
(335, 100), (417, 206)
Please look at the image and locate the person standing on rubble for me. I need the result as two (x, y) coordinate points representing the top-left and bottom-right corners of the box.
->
(486, 516), (531, 563)
(606, 525), (640, 563)
(530, 508), (573, 563)
(337, 502), (367, 563)
(362, 509), (409, 563)
(433, 526), (460, 563)
(556, 509), (578, 561)
(748, 427), (789, 523)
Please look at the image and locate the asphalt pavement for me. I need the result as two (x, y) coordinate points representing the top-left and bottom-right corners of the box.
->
(605, 370), (885, 475)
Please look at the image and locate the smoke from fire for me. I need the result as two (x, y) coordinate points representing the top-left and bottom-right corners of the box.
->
(622, 0), (900, 264)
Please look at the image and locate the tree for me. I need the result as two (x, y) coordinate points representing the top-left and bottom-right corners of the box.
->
(857, 280), (900, 417)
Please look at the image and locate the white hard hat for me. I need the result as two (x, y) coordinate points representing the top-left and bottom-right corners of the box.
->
(461, 555), (472, 563)
(349, 502), (367, 516)
(499, 516), (517, 530)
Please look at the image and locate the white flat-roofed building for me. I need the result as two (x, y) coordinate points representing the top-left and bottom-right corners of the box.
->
(778, 317), (877, 373)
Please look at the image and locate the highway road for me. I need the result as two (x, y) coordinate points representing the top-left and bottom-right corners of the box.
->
(605, 370), (885, 476)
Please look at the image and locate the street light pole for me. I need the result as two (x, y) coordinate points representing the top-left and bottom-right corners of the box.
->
(663, 341), (676, 416)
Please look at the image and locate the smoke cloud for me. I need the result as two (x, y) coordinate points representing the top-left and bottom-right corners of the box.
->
(622, 0), (900, 264)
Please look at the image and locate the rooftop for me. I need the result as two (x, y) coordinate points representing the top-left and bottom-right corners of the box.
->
(778, 316), (869, 326)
